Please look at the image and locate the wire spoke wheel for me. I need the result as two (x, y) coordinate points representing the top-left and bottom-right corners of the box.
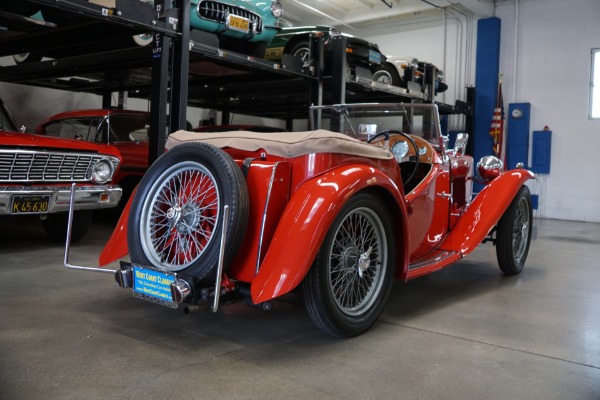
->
(511, 196), (530, 264)
(302, 192), (395, 337)
(141, 162), (220, 270)
(329, 208), (385, 316)
(128, 143), (248, 281)
(496, 185), (532, 275)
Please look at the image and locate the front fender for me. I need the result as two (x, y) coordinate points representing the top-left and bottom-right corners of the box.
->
(98, 187), (136, 266)
(440, 169), (535, 255)
(251, 164), (408, 304)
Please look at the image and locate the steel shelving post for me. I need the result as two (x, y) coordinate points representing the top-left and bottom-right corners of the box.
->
(148, 0), (171, 165)
(169, 0), (191, 133)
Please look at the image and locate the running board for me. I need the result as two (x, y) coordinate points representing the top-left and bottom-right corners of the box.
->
(407, 250), (461, 279)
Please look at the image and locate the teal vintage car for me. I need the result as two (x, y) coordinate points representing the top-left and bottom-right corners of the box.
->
(190, 0), (283, 56)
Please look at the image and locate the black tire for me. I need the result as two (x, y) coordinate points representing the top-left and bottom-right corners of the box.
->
(127, 142), (249, 281)
(302, 192), (396, 337)
(132, 33), (153, 47)
(42, 210), (93, 243)
(496, 185), (533, 275)
(13, 52), (43, 64)
(288, 41), (310, 64)
(372, 63), (403, 86)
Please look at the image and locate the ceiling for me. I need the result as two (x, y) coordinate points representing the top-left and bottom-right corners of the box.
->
(281, 0), (495, 30)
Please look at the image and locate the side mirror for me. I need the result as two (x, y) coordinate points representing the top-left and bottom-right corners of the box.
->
(19, 125), (27, 133)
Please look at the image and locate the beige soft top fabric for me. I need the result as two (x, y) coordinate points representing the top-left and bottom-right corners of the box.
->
(166, 129), (393, 160)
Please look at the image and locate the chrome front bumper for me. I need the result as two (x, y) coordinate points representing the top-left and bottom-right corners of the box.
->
(0, 184), (122, 215)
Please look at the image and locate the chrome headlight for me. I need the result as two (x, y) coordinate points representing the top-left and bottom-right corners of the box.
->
(437, 70), (445, 82)
(271, 1), (283, 18)
(328, 27), (341, 37)
(91, 159), (115, 184)
(477, 155), (503, 182)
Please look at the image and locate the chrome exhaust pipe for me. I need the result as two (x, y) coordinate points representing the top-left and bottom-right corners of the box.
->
(171, 279), (192, 304)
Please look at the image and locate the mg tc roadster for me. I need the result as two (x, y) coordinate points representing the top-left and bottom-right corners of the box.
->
(65, 103), (534, 337)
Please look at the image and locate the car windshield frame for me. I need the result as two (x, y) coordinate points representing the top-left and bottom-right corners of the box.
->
(309, 103), (444, 150)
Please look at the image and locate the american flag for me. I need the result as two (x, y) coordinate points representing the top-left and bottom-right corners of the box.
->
(489, 79), (504, 158)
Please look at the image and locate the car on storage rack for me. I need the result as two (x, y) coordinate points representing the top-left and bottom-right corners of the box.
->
(190, 0), (283, 56)
(264, 25), (386, 79)
(372, 56), (448, 95)
(69, 102), (534, 337)
(0, 98), (122, 242)
(35, 109), (152, 207)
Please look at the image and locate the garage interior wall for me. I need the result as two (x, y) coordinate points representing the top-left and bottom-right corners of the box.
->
(1, 0), (598, 223)
(355, 0), (600, 223)
(495, 0), (600, 223)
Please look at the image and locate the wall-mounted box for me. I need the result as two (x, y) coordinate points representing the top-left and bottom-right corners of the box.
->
(531, 130), (552, 174)
(507, 102), (531, 169)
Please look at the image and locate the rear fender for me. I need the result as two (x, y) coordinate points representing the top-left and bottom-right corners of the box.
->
(98, 187), (136, 266)
(440, 169), (534, 255)
(251, 164), (409, 304)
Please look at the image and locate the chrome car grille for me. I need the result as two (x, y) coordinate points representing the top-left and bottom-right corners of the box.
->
(197, 1), (263, 32)
(0, 149), (117, 183)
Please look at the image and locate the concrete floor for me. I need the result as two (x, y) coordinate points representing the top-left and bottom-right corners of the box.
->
(1, 215), (599, 400)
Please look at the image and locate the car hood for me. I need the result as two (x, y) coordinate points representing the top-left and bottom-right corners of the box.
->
(0, 130), (121, 158)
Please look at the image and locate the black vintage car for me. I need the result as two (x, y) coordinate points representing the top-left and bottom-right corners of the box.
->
(264, 25), (387, 79)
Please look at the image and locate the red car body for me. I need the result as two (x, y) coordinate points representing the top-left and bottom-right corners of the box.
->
(72, 103), (534, 337)
(35, 109), (151, 202)
(0, 99), (122, 241)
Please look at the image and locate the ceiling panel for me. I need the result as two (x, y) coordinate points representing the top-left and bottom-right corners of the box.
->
(281, 0), (494, 29)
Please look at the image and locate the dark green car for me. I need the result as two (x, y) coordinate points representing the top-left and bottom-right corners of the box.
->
(265, 25), (387, 78)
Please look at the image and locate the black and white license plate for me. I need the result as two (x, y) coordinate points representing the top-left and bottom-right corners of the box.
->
(132, 264), (178, 308)
(11, 195), (50, 214)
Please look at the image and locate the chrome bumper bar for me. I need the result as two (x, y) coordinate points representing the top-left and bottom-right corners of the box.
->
(63, 184), (231, 311)
(0, 184), (122, 215)
(64, 183), (118, 275)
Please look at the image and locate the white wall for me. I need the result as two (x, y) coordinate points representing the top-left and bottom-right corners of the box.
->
(496, 0), (600, 222)
(357, 0), (600, 223)
(351, 8), (477, 133)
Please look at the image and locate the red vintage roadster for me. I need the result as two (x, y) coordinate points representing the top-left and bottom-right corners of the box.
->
(66, 103), (534, 337)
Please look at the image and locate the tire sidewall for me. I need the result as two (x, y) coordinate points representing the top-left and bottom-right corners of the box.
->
(127, 143), (247, 280)
(42, 210), (92, 242)
(309, 192), (396, 336)
(497, 185), (533, 274)
(289, 41), (310, 63)
(372, 63), (403, 86)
